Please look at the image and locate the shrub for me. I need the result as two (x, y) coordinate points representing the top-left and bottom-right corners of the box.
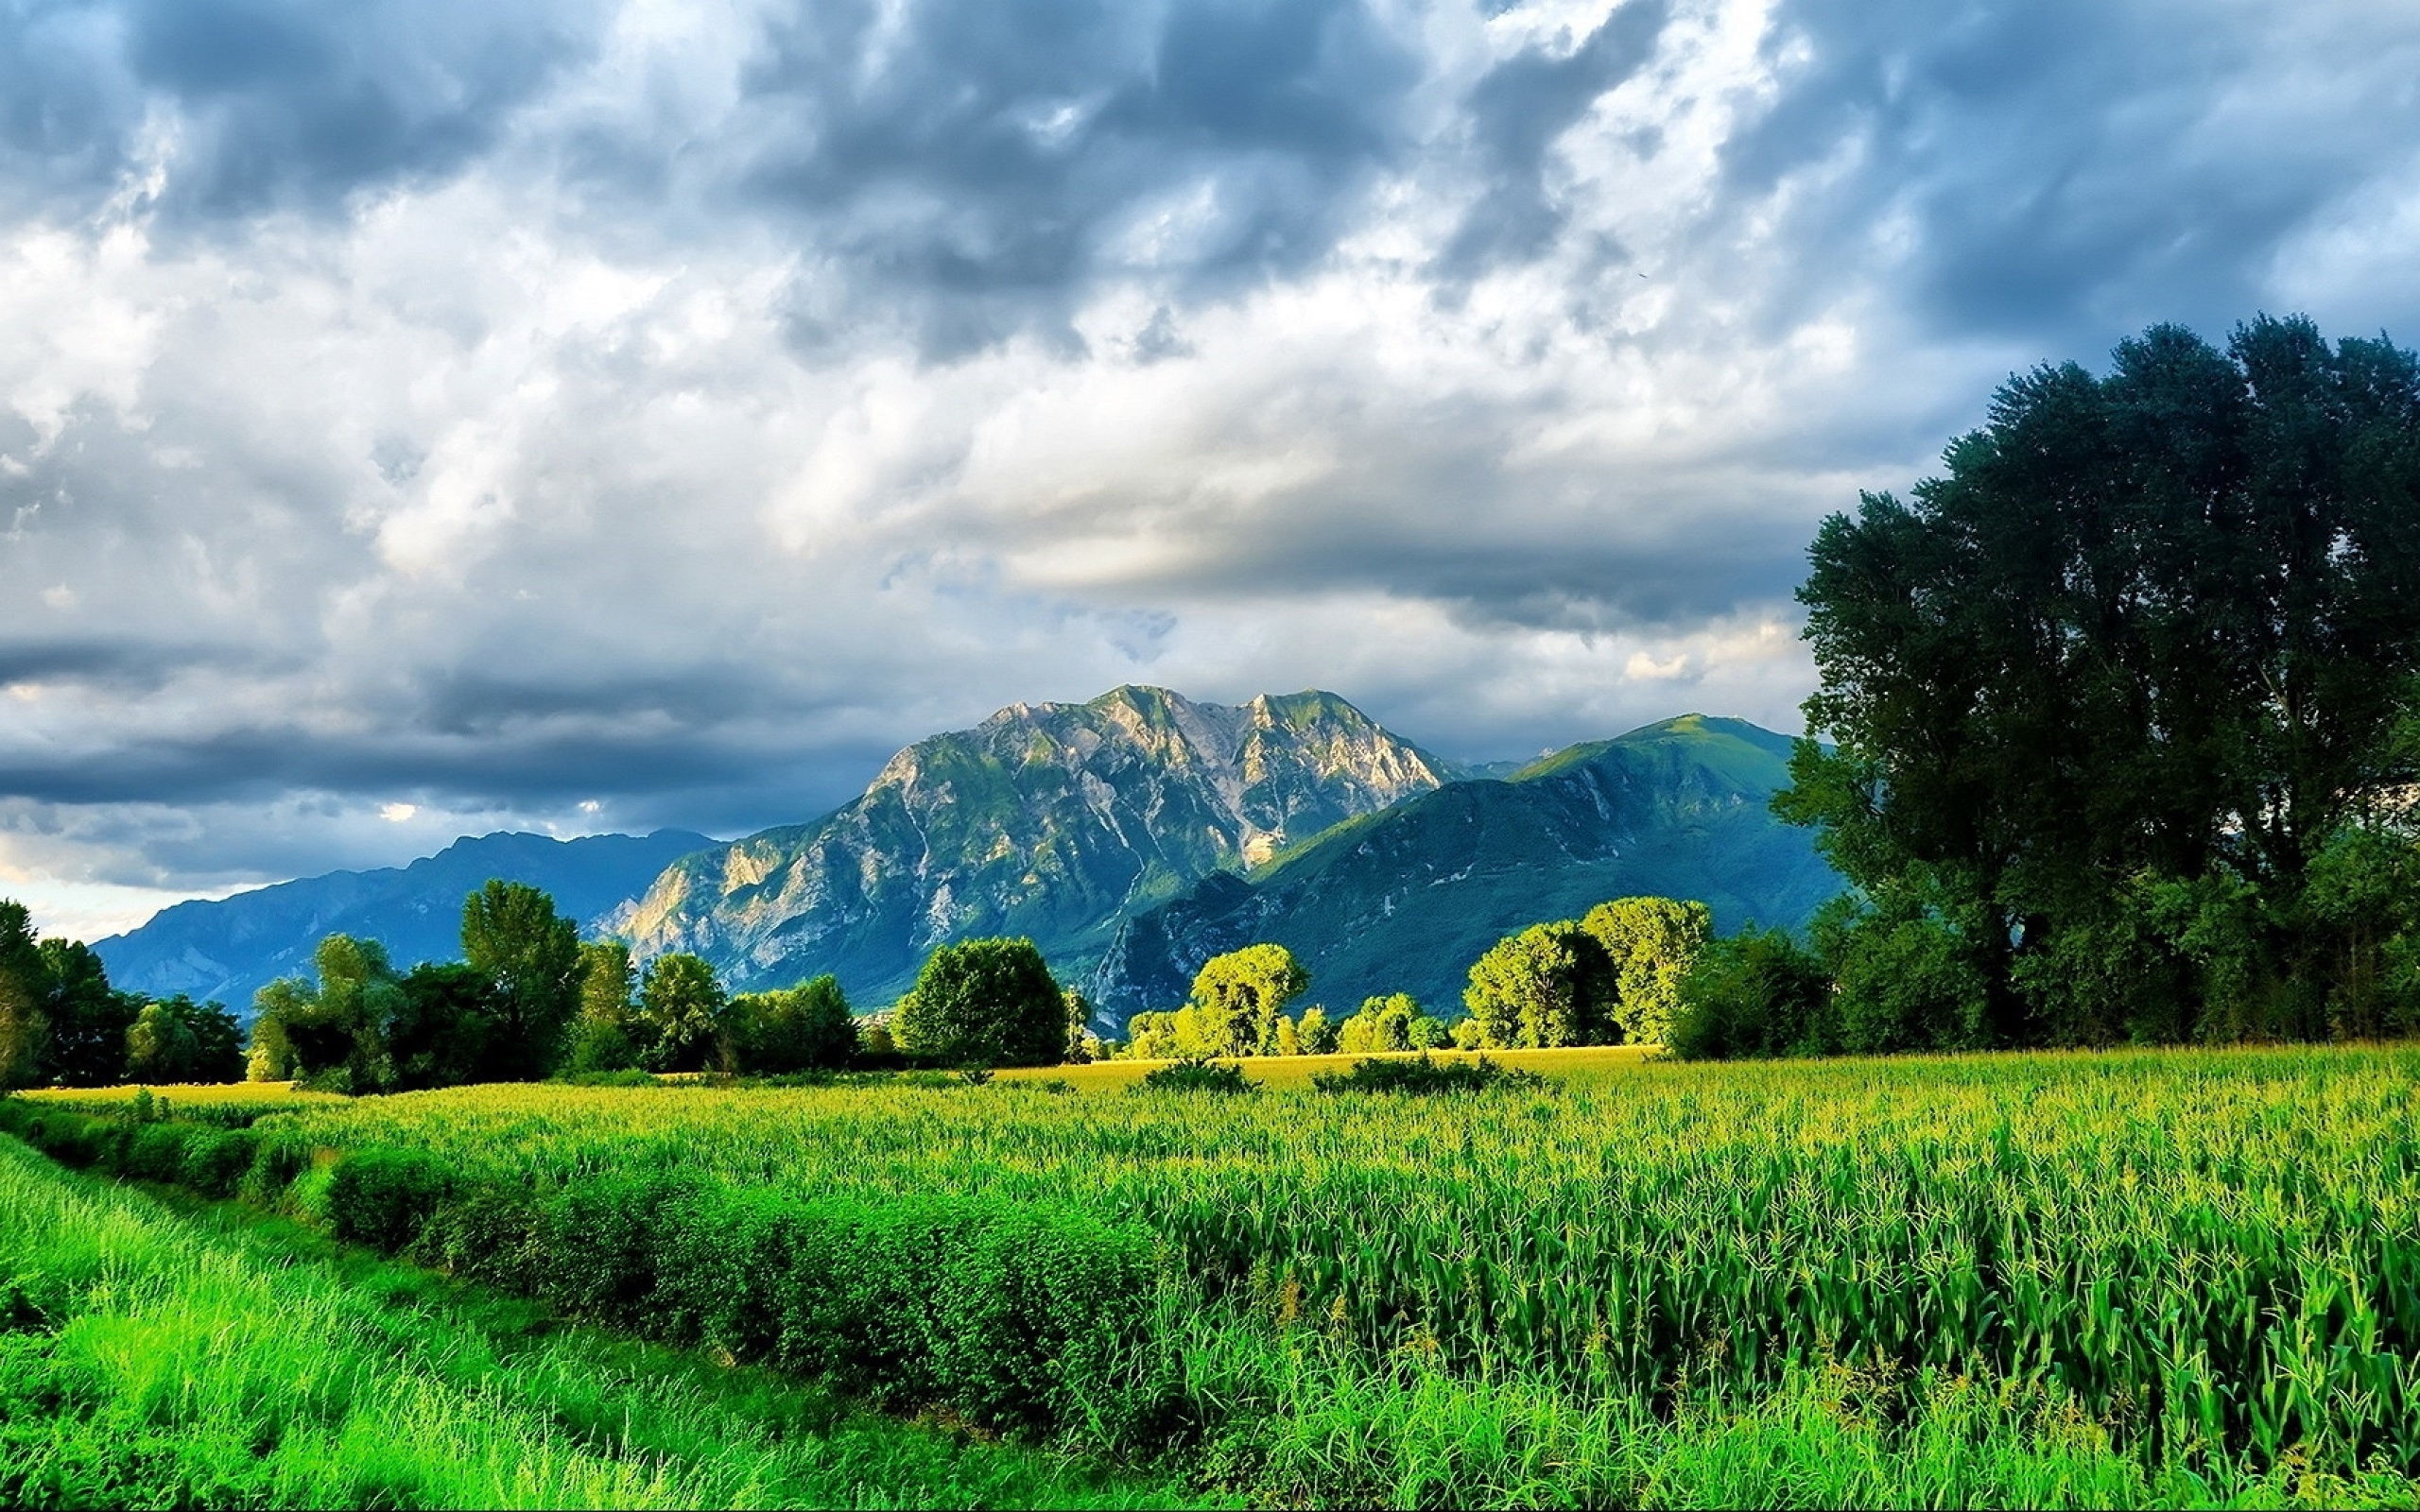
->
(123, 1121), (198, 1182)
(1309, 1054), (1547, 1096)
(1668, 928), (1834, 1059)
(1137, 1057), (1253, 1094)
(322, 1148), (449, 1254)
(178, 1127), (260, 1197)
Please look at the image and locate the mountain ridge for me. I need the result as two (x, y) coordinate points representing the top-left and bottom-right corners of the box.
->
(610, 684), (1458, 1002)
(1086, 713), (1840, 1025)
(93, 828), (717, 1016)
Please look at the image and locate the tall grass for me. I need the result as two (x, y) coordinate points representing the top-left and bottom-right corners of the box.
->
(0, 1140), (1204, 1510)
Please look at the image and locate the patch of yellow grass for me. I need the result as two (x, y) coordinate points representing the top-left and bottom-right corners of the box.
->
(993, 1042), (1658, 1091)
(20, 1080), (341, 1110)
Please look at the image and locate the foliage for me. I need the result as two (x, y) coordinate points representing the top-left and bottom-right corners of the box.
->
(726, 976), (856, 1074)
(1308, 1053), (1547, 1095)
(1579, 897), (1710, 1046)
(0, 1142), (1193, 1511)
(0, 902), (44, 1089)
(248, 935), (407, 1094)
(891, 937), (1066, 1068)
(1185, 944), (1309, 1057)
(1135, 1057), (1253, 1094)
(460, 880), (584, 1079)
(567, 939), (646, 1074)
(1332, 993), (1451, 1054)
(1783, 317), (2420, 1049)
(1461, 922), (1616, 1048)
(34, 938), (140, 1088)
(123, 996), (245, 1084)
(638, 953), (729, 1074)
(1668, 927), (1834, 1059)
(1294, 1005), (1338, 1055)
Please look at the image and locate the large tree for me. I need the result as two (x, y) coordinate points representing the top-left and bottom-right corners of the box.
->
(891, 937), (1065, 1067)
(460, 881), (583, 1078)
(1782, 317), (2420, 1044)
(1581, 898), (1710, 1047)
(1461, 921), (1616, 1048)
(1186, 944), (1309, 1057)
(0, 902), (46, 1088)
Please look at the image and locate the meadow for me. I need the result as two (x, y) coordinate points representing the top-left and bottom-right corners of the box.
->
(9, 1043), (2420, 1506)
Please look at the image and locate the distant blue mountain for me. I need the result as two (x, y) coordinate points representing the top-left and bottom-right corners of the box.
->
(94, 829), (716, 1017)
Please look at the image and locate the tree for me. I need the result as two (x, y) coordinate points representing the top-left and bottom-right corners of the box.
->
(389, 962), (503, 1090)
(639, 953), (728, 1073)
(124, 996), (245, 1084)
(1295, 1005), (1338, 1055)
(1337, 994), (1435, 1054)
(566, 940), (644, 1073)
(891, 937), (1065, 1067)
(729, 975), (856, 1074)
(1581, 898), (1711, 1047)
(1186, 945), (1309, 1057)
(1063, 988), (1099, 1063)
(1668, 928), (1834, 1060)
(0, 902), (47, 1089)
(1461, 922), (1616, 1048)
(460, 881), (583, 1078)
(251, 935), (406, 1093)
(37, 939), (140, 1087)
(1783, 317), (2420, 1047)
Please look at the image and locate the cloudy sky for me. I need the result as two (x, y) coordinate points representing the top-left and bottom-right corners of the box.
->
(3, 0), (2418, 938)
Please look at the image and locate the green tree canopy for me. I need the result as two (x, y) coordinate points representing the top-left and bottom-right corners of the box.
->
(37, 938), (140, 1088)
(1186, 944), (1309, 1057)
(251, 935), (406, 1093)
(124, 995), (245, 1084)
(0, 902), (46, 1089)
(565, 939), (644, 1074)
(639, 952), (728, 1073)
(1781, 316), (2420, 1046)
(1581, 897), (1711, 1047)
(891, 937), (1065, 1067)
(1461, 922), (1616, 1049)
(729, 975), (856, 1074)
(460, 881), (583, 1078)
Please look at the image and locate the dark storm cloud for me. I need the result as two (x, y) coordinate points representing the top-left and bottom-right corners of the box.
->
(724, 0), (1421, 353)
(0, 0), (600, 224)
(1440, 0), (1671, 275)
(1720, 0), (2420, 343)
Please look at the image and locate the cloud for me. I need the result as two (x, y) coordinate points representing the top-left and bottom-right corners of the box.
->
(0, 0), (2416, 920)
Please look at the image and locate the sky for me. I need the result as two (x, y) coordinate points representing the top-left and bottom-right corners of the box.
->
(3, 0), (2419, 940)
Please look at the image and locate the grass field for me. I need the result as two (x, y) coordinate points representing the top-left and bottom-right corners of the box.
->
(9, 1042), (2420, 1506)
(0, 1139), (1203, 1509)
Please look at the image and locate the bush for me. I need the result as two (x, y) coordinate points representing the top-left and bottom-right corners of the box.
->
(1136, 1057), (1253, 1094)
(1668, 928), (1834, 1059)
(178, 1127), (260, 1197)
(123, 1121), (198, 1182)
(322, 1148), (449, 1254)
(1309, 1054), (1547, 1095)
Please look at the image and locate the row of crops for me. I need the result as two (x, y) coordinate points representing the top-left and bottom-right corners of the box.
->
(20, 1044), (2420, 1502)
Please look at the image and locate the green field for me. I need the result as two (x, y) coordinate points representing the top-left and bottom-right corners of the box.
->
(9, 1043), (2420, 1506)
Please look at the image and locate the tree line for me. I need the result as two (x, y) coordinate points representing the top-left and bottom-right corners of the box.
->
(1116, 897), (1711, 1058)
(0, 901), (245, 1088)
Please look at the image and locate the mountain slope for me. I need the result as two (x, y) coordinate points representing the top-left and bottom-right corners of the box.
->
(94, 829), (716, 1015)
(613, 686), (1454, 1003)
(1089, 715), (1841, 1026)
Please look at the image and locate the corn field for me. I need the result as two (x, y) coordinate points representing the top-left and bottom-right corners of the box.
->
(231, 1044), (2420, 1481)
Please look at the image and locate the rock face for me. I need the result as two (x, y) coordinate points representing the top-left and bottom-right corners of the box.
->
(1089, 715), (1843, 1027)
(93, 829), (717, 1019)
(611, 686), (1455, 1002)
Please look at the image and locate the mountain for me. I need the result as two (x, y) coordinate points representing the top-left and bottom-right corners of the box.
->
(94, 829), (717, 1016)
(1088, 714), (1842, 1026)
(612, 686), (1455, 1003)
